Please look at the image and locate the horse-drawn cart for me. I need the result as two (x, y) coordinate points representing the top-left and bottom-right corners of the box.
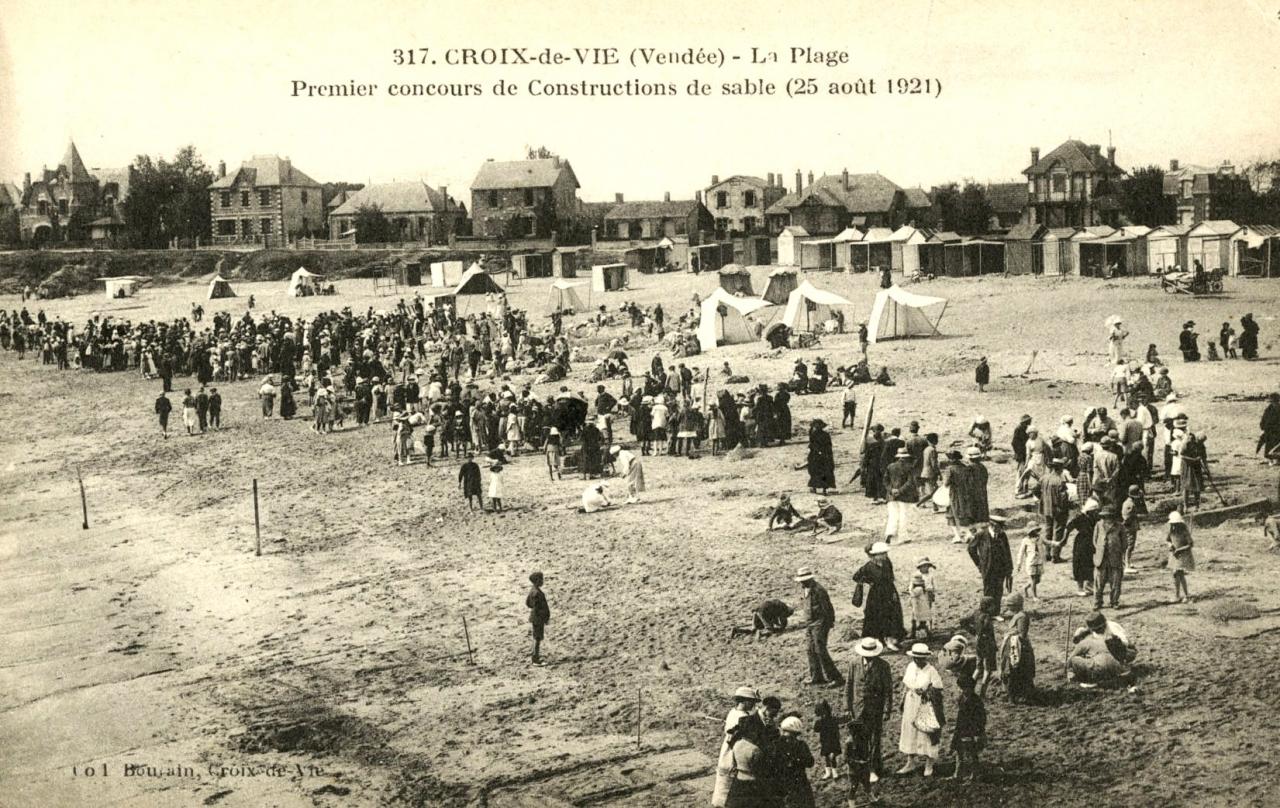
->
(1160, 269), (1224, 296)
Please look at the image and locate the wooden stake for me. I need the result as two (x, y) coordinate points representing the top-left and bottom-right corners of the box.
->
(462, 616), (475, 665)
(253, 478), (261, 556)
(77, 466), (88, 530)
(636, 688), (643, 750)
(1063, 601), (1073, 681)
(1023, 350), (1038, 375)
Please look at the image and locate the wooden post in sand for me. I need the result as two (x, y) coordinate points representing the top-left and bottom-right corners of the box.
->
(1024, 350), (1039, 375)
(252, 478), (262, 556)
(636, 688), (643, 750)
(77, 467), (88, 530)
(462, 616), (475, 665)
(1063, 601), (1073, 681)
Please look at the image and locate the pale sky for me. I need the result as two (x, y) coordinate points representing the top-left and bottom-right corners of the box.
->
(2, 0), (1278, 202)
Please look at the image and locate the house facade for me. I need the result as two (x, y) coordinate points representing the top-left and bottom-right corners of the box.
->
(469, 156), (580, 241)
(208, 155), (323, 246)
(328, 181), (466, 243)
(985, 182), (1028, 231)
(765, 170), (907, 236)
(1163, 159), (1250, 225)
(704, 174), (787, 236)
(15, 142), (132, 244)
(601, 193), (715, 242)
(1023, 140), (1124, 228)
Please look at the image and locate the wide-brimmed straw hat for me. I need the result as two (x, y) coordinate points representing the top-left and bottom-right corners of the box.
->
(855, 637), (884, 658)
(869, 542), (890, 555)
(793, 567), (815, 582)
(733, 686), (761, 701)
(907, 643), (932, 659)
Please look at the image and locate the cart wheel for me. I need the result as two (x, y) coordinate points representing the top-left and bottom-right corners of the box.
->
(1162, 281), (1176, 294)
(1209, 280), (1223, 292)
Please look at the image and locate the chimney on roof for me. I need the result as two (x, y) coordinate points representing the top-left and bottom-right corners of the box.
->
(696, 190), (703, 204)
(615, 192), (624, 203)
(842, 168), (850, 191)
(1169, 159), (1179, 172)
(1107, 146), (1116, 166)
(440, 185), (448, 206)
(23, 172), (31, 194)
(711, 174), (720, 185)
(217, 160), (226, 178)
(795, 170), (802, 194)
(1031, 147), (1040, 165)
(807, 171), (815, 187)
(664, 191), (671, 202)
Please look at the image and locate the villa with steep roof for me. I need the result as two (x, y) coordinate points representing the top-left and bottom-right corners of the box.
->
(765, 170), (911, 235)
(14, 141), (133, 244)
(1023, 139), (1125, 228)
(208, 155), (323, 246)
(469, 156), (580, 241)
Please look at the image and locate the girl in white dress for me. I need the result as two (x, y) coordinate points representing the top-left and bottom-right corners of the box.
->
(897, 643), (945, 776)
(487, 464), (505, 512)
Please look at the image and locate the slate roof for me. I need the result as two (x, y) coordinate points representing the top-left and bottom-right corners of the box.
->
(1005, 222), (1046, 241)
(93, 166), (132, 201)
(60, 142), (95, 184)
(1025, 140), (1124, 177)
(604, 199), (702, 220)
(330, 181), (455, 217)
(986, 182), (1028, 213)
(765, 173), (901, 216)
(471, 158), (579, 191)
(0, 183), (21, 208)
(209, 156), (322, 189)
(707, 175), (768, 188)
(903, 187), (931, 209)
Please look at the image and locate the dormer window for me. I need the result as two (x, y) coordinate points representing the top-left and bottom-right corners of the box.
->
(240, 191), (250, 207)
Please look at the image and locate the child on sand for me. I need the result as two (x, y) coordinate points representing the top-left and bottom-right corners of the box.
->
(973, 596), (999, 697)
(814, 700), (842, 781)
(526, 571), (550, 666)
(948, 673), (987, 781)
(844, 716), (879, 806)
(1166, 511), (1195, 602)
(488, 463), (505, 512)
(1014, 527), (1044, 601)
(909, 558), (937, 640)
(458, 454), (482, 511)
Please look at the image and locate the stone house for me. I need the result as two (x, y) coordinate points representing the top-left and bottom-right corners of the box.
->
(327, 181), (466, 243)
(208, 155), (323, 246)
(704, 174), (787, 236)
(469, 156), (580, 241)
(1023, 139), (1124, 228)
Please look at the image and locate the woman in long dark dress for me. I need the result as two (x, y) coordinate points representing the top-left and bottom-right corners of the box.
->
(774, 384), (792, 444)
(998, 593), (1036, 703)
(860, 427), (885, 502)
(580, 421), (603, 478)
(806, 420), (835, 494)
(279, 379), (297, 420)
(851, 546), (905, 650)
(1065, 500), (1101, 596)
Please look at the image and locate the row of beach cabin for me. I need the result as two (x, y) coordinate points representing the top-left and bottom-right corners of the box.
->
(777, 221), (1280, 279)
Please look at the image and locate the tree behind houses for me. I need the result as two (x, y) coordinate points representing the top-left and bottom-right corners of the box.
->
(121, 145), (215, 247)
(354, 204), (395, 244)
(1119, 166), (1174, 227)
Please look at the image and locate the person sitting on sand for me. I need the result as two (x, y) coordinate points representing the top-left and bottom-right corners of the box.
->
(580, 483), (612, 514)
(873, 366), (895, 386)
(1068, 611), (1137, 688)
(730, 599), (795, 639)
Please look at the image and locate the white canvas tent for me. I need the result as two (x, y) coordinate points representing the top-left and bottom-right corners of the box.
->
(777, 226), (809, 266)
(591, 263), (628, 292)
(100, 275), (147, 298)
(696, 287), (772, 351)
(866, 285), (948, 344)
(547, 279), (587, 312)
(429, 260), (465, 287)
(453, 265), (504, 296)
(762, 267), (800, 305)
(287, 267), (324, 297)
(207, 276), (236, 299)
(780, 281), (854, 333)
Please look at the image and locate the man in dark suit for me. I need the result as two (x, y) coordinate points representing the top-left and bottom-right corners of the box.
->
(845, 637), (893, 783)
(795, 567), (843, 687)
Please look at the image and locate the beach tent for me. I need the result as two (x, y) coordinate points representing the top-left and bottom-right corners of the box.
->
(1146, 225), (1190, 273)
(866, 285), (948, 344)
(1004, 223), (1047, 276)
(511, 253), (552, 279)
(1186, 220), (1242, 276)
(1040, 228), (1077, 276)
(287, 267), (324, 297)
(1237, 225), (1280, 278)
(848, 228), (895, 274)
(429, 260), (465, 287)
(777, 226), (809, 266)
(888, 225), (930, 275)
(207, 276), (236, 299)
(453, 265), (504, 296)
(591, 263), (628, 292)
(799, 239), (837, 271)
(553, 247), (587, 278)
(762, 267), (800, 305)
(781, 280), (853, 333)
(696, 287), (773, 351)
(547, 279), (587, 312)
(1069, 226), (1116, 276)
(832, 227), (865, 270)
(718, 264), (755, 295)
(100, 275), (147, 298)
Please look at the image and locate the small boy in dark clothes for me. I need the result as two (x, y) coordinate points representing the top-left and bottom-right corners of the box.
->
(526, 571), (550, 666)
(458, 454), (482, 511)
(844, 716), (879, 806)
(814, 699), (842, 781)
(949, 673), (987, 781)
(974, 596), (999, 697)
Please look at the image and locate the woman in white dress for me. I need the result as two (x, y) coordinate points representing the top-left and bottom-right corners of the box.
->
(897, 642), (946, 776)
